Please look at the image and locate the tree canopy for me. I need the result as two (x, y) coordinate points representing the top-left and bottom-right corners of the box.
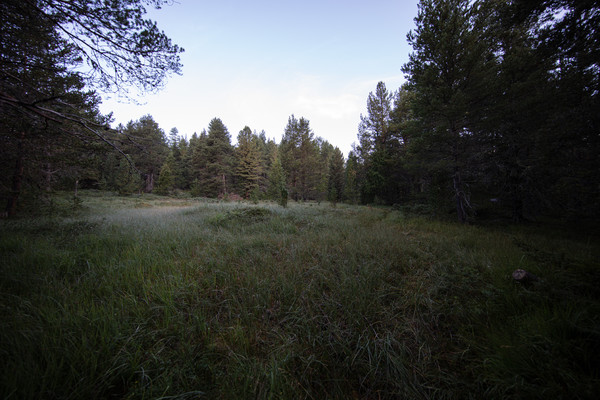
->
(1, 0), (183, 214)
(2, 0), (597, 224)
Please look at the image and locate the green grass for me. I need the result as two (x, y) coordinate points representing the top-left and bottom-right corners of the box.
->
(1, 191), (599, 399)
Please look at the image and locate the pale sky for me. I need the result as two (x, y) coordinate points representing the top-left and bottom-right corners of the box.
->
(98, 0), (419, 156)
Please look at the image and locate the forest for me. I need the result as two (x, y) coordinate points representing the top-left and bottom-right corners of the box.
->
(1, 0), (598, 223)
(1, 0), (599, 399)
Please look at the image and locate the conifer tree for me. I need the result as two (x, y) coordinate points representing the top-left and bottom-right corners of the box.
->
(189, 131), (207, 197)
(267, 153), (287, 206)
(280, 115), (319, 201)
(359, 82), (393, 151)
(168, 127), (179, 147)
(481, 0), (600, 220)
(1, 0), (182, 214)
(356, 82), (395, 204)
(121, 115), (169, 193)
(327, 147), (345, 205)
(344, 150), (360, 204)
(236, 126), (263, 198)
(169, 137), (188, 190)
(156, 153), (175, 195)
(315, 138), (334, 203)
(402, 0), (490, 222)
(256, 131), (277, 196)
(116, 158), (141, 195)
(196, 118), (234, 198)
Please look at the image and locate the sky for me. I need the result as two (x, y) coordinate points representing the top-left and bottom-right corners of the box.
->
(98, 0), (420, 156)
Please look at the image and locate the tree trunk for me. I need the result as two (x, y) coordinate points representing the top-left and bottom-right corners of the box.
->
(451, 127), (469, 223)
(453, 168), (468, 223)
(6, 131), (26, 217)
(145, 172), (154, 193)
(43, 163), (52, 191)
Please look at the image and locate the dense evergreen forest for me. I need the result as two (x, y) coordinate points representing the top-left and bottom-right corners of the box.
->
(1, 0), (598, 223)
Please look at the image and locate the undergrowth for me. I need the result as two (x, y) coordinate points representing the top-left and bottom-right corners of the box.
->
(1, 191), (598, 399)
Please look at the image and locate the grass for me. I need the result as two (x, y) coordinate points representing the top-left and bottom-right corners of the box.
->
(1, 191), (599, 399)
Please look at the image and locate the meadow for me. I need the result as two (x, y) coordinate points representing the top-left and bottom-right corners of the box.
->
(1, 192), (598, 399)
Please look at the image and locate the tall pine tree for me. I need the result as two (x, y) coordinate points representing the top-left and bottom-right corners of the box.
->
(236, 126), (263, 198)
(121, 115), (169, 193)
(280, 115), (319, 201)
(357, 82), (397, 204)
(196, 118), (234, 198)
(327, 147), (345, 205)
(403, 0), (491, 222)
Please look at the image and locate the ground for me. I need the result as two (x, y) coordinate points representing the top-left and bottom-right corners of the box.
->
(1, 191), (598, 399)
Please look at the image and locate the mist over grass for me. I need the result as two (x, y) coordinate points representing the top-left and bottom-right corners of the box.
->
(1, 192), (598, 399)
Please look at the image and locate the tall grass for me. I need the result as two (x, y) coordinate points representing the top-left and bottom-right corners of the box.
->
(1, 192), (598, 399)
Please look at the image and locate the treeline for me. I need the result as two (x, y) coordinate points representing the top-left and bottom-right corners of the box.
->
(97, 115), (346, 205)
(2, 0), (598, 222)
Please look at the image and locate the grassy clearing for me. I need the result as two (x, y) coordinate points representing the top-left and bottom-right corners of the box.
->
(1, 192), (599, 399)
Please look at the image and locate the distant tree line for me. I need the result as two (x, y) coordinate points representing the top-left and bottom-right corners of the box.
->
(1, 0), (597, 222)
(94, 114), (346, 206)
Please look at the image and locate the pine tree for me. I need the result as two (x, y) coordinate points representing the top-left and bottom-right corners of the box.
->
(315, 138), (334, 203)
(267, 153), (287, 206)
(189, 131), (207, 197)
(121, 115), (169, 193)
(360, 82), (393, 151)
(168, 127), (180, 147)
(196, 118), (234, 198)
(327, 147), (345, 205)
(0, 0), (106, 214)
(280, 115), (301, 200)
(116, 158), (141, 195)
(170, 137), (188, 190)
(1, 0), (182, 214)
(402, 0), (491, 222)
(280, 115), (319, 201)
(236, 126), (263, 198)
(386, 87), (417, 204)
(356, 82), (395, 204)
(99, 152), (119, 191)
(344, 150), (360, 204)
(256, 130), (277, 196)
(156, 153), (175, 195)
(486, 0), (600, 220)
